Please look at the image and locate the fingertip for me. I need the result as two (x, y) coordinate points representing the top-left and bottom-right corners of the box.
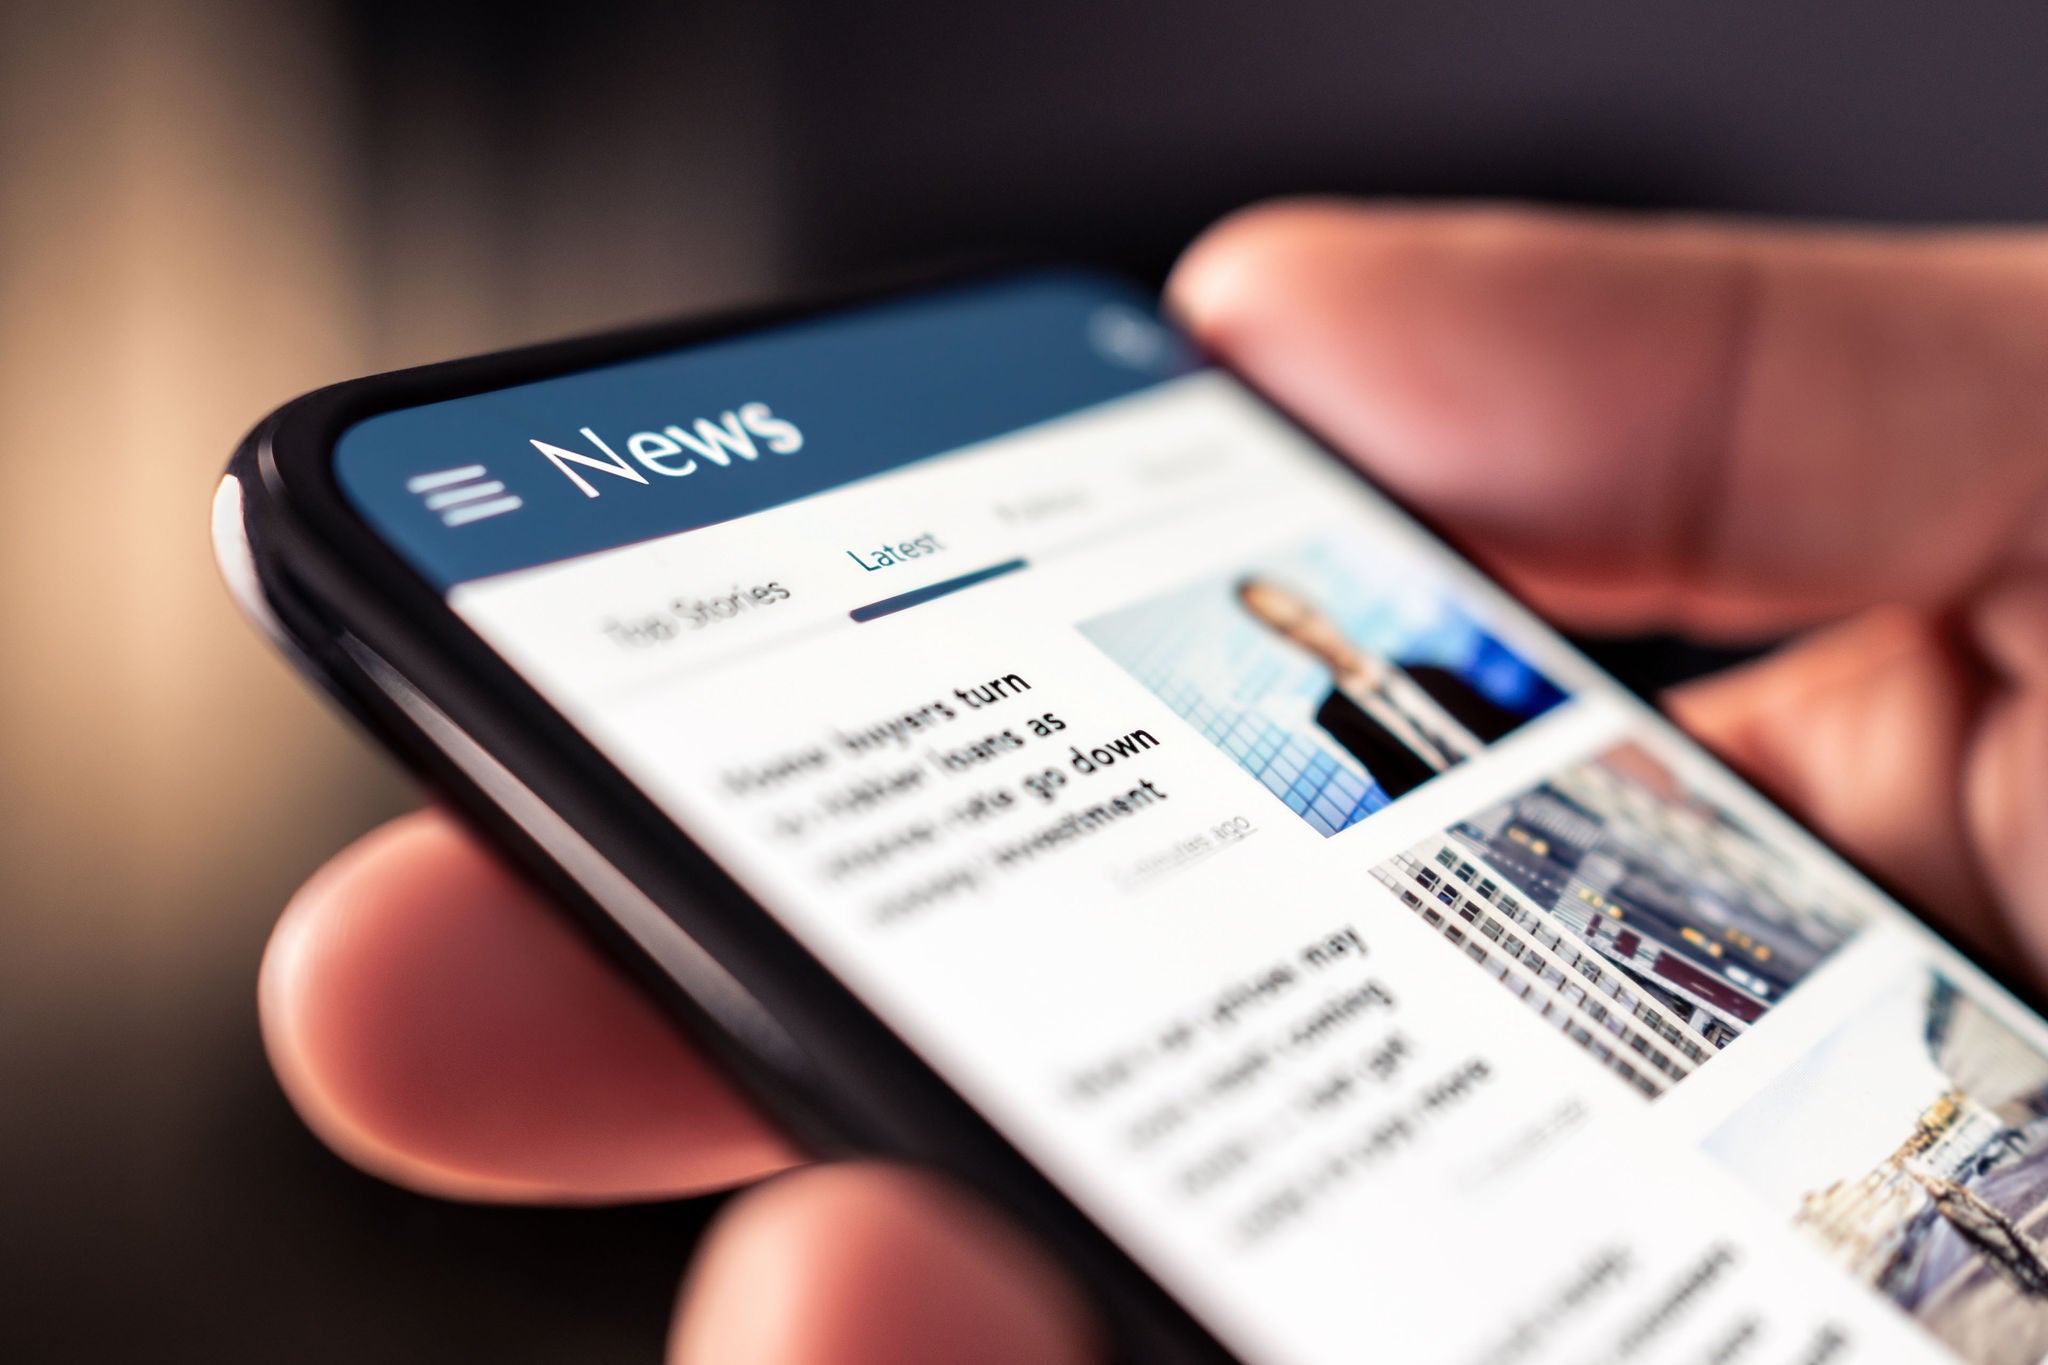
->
(1963, 579), (2048, 986)
(1664, 610), (2015, 970)
(260, 812), (461, 1194)
(1165, 200), (1742, 586)
(1167, 197), (1580, 347)
(260, 809), (798, 1203)
(1166, 195), (1371, 337)
(670, 1164), (1101, 1365)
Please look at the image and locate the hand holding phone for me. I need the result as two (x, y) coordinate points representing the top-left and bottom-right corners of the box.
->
(232, 205), (2048, 1365)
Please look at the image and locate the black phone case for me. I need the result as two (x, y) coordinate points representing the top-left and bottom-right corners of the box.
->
(219, 263), (2043, 1365)
(217, 269), (1239, 1364)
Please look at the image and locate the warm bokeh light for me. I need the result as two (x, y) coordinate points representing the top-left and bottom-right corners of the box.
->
(7, 1), (2047, 1360)
(0, 3), (776, 1357)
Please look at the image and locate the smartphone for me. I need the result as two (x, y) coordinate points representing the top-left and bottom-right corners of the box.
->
(218, 267), (2048, 1365)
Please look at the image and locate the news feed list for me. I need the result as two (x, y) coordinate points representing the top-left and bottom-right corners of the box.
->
(449, 371), (2036, 1365)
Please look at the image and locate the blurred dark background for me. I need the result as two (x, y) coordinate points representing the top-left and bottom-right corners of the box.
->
(4, 1), (2046, 1359)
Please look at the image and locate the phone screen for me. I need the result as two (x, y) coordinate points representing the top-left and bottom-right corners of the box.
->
(335, 272), (2048, 1365)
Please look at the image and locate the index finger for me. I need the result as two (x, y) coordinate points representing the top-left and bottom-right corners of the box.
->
(261, 809), (800, 1203)
(1169, 201), (2048, 636)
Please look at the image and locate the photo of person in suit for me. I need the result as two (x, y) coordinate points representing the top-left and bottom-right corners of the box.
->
(1081, 535), (1565, 836)
(1235, 576), (1529, 799)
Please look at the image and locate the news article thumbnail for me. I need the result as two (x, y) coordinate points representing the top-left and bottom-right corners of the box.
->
(1079, 535), (1566, 836)
(1371, 739), (1863, 1098)
(1707, 969), (2048, 1365)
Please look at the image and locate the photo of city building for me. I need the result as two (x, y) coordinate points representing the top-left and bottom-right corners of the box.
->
(1707, 969), (2048, 1365)
(1370, 740), (1863, 1097)
(1080, 534), (1566, 836)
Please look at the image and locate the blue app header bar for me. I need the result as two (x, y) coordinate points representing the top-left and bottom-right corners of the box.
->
(334, 271), (1198, 588)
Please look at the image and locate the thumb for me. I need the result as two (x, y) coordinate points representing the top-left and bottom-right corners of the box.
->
(1169, 201), (2048, 638)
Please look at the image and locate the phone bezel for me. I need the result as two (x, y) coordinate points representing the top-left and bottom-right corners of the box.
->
(225, 263), (2044, 1365)
(229, 267), (1240, 1362)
